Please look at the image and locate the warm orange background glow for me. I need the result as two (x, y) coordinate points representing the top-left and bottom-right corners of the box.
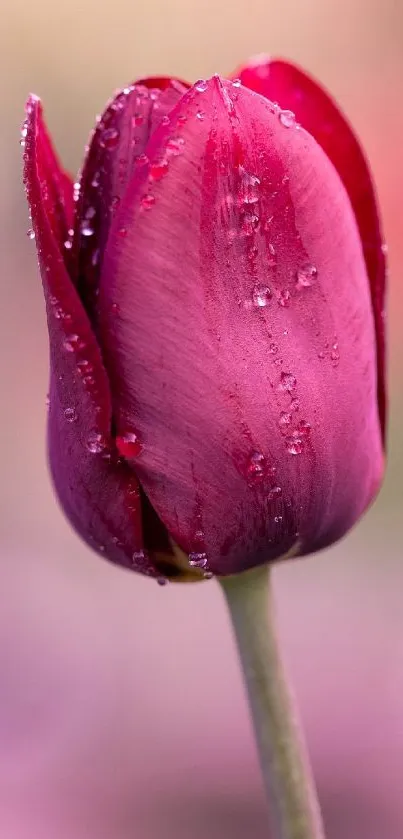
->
(0, 1), (402, 836)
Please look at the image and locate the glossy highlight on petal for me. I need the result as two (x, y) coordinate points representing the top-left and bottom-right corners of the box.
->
(234, 56), (387, 438)
(98, 77), (383, 575)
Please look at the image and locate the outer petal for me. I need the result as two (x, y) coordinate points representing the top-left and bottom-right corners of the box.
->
(234, 56), (386, 438)
(98, 78), (384, 576)
(23, 95), (154, 577)
(72, 78), (188, 323)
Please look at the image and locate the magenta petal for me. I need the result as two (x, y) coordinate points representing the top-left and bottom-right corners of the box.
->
(72, 78), (188, 323)
(234, 56), (387, 439)
(98, 78), (383, 576)
(23, 96), (153, 576)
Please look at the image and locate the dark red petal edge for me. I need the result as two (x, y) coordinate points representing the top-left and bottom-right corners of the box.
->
(23, 95), (154, 577)
(234, 57), (387, 442)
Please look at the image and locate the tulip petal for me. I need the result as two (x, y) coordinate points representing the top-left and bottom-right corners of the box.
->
(23, 95), (154, 576)
(234, 56), (386, 438)
(98, 78), (383, 576)
(73, 77), (188, 323)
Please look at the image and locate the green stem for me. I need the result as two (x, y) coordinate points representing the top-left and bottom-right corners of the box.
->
(219, 564), (325, 839)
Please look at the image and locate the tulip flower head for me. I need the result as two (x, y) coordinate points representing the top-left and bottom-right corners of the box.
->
(23, 57), (386, 582)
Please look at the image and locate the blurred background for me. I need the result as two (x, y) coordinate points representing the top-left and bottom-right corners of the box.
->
(1, 1), (402, 837)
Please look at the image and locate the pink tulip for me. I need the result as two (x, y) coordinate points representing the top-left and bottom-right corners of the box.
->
(23, 57), (386, 581)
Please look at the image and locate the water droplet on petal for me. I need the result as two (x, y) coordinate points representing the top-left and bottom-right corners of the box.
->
(132, 550), (146, 564)
(150, 158), (169, 180)
(100, 127), (120, 149)
(177, 114), (187, 126)
(242, 212), (260, 236)
(247, 451), (266, 482)
(196, 110), (205, 121)
(252, 284), (272, 308)
(116, 432), (143, 459)
(166, 137), (184, 155)
(157, 576), (168, 586)
(330, 343), (340, 367)
(269, 342), (279, 354)
(278, 289), (291, 307)
(296, 264), (317, 289)
(80, 221), (94, 237)
(195, 79), (208, 92)
(132, 113), (145, 127)
(189, 552), (208, 569)
(63, 334), (85, 352)
(64, 239), (73, 250)
(267, 486), (282, 502)
(238, 169), (260, 205)
(141, 194), (155, 210)
(278, 412), (292, 433)
(118, 227), (127, 237)
(64, 407), (77, 422)
(285, 435), (304, 455)
(27, 228), (35, 240)
(280, 372), (297, 392)
(87, 430), (108, 454)
(232, 78), (241, 88)
(298, 420), (311, 436)
(279, 109), (296, 128)
(274, 515), (283, 523)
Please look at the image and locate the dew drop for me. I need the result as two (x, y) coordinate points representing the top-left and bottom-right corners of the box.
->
(157, 576), (168, 586)
(64, 238), (73, 250)
(116, 431), (143, 459)
(330, 343), (340, 367)
(196, 110), (205, 121)
(238, 169), (261, 205)
(141, 193), (155, 210)
(278, 412), (292, 433)
(118, 227), (127, 237)
(274, 515), (283, 523)
(63, 334), (85, 352)
(150, 158), (169, 180)
(132, 114), (145, 127)
(247, 451), (266, 482)
(298, 420), (311, 436)
(296, 264), (317, 289)
(241, 212), (260, 237)
(177, 114), (187, 126)
(111, 302), (119, 314)
(269, 342), (279, 354)
(267, 486), (282, 502)
(232, 78), (241, 88)
(132, 550), (146, 564)
(166, 137), (184, 155)
(27, 228), (35, 240)
(64, 407), (77, 423)
(189, 551), (208, 569)
(252, 284), (272, 308)
(195, 79), (208, 92)
(100, 127), (120, 149)
(80, 221), (94, 237)
(278, 289), (291, 307)
(87, 430), (107, 454)
(279, 109), (296, 128)
(285, 436), (304, 455)
(77, 359), (93, 375)
(280, 372), (297, 392)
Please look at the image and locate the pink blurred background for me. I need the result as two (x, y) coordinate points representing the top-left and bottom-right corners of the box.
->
(1, 1), (403, 836)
